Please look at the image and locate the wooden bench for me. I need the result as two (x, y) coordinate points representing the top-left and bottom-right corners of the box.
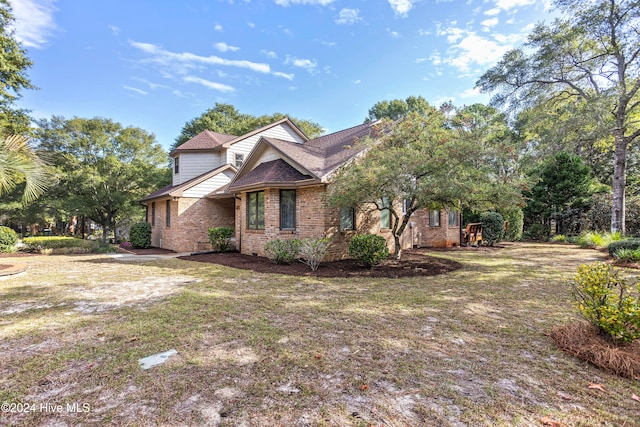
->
(462, 223), (482, 245)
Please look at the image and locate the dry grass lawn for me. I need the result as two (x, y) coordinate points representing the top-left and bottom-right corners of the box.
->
(1, 242), (639, 426)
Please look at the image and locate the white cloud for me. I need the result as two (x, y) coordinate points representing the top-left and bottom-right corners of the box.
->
(183, 76), (235, 93)
(484, 7), (501, 15)
(261, 49), (278, 59)
(247, 21), (255, 28)
(214, 24), (223, 32)
(285, 56), (317, 74)
(214, 42), (240, 52)
(273, 71), (295, 80)
(494, 0), (536, 11)
(123, 86), (148, 96)
(10, 0), (58, 48)
(459, 87), (481, 98)
(388, 0), (415, 16)
(131, 77), (168, 90)
(481, 18), (499, 29)
(129, 41), (270, 74)
(387, 28), (400, 39)
(415, 57), (427, 63)
(335, 8), (361, 25)
(274, 0), (335, 5)
(354, 79), (361, 84)
(438, 28), (511, 73)
(108, 25), (120, 36)
(429, 51), (442, 66)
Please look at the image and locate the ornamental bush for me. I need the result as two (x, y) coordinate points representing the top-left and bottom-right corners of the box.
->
(298, 238), (330, 271)
(129, 222), (151, 249)
(612, 248), (640, 263)
(608, 238), (640, 257)
(572, 263), (640, 344)
(480, 212), (504, 246)
(0, 226), (18, 253)
(264, 238), (300, 264)
(208, 227), (234, 252)
(349, 233), (389, 268)
(21, 236), (113, 254)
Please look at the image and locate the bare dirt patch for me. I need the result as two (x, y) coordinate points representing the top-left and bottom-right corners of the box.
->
(179, 248), (462, 278)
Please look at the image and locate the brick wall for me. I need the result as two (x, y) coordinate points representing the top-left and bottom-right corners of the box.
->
(149, 197), (235, 253)
(411, 209), (461, 248)
(236, 186), (427, 261)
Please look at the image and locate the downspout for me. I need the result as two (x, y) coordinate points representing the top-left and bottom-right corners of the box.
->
(235, 194), (242, 253)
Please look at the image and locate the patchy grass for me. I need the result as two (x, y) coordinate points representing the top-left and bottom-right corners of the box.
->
(0, 243), (639, 426)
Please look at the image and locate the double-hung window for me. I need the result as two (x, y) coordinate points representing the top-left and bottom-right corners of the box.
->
(448, 211), (459, 227)
(166, 200), (171, 227)
(247, 191), (265, 230)
(380, 197), (391, 229)
(234, 153), (244, 168)
(280, 190), (296, 230)
(429, 210), (441, 227)
(173, 157), (179, 174)
(340, 207), (355, 231)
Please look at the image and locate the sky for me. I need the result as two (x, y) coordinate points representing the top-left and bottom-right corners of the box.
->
(9, 0), (555, 151)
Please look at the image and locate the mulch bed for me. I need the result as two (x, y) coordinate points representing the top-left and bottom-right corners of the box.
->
(550, 321), (640, 380)
(178, 248), (463, 278)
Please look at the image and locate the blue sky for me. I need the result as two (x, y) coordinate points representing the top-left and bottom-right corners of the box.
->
(10, 0), (554, 150)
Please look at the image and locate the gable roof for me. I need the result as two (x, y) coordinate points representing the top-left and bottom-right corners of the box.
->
(227, 121), (380, 192)
(140, 163), (237, 202)
(170, 117), (309, 156)
(229, 159), (316, 191)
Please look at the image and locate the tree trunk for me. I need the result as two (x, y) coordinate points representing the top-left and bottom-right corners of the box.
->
(393, 235), (402, 260)
(611, 134), (627, 234)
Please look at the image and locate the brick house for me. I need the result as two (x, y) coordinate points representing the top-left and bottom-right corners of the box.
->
(141, 118), (461, 257)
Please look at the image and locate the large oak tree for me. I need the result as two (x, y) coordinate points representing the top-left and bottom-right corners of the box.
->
(477, 0), (640, 234)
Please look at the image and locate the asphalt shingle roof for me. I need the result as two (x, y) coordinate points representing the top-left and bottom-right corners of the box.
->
(229, 159), (313, 189)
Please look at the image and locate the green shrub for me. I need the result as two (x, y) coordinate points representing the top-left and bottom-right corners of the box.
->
(551, 234), (566, 242)
(578, 231), (623, 249)
(502, 208), (523, 241)
(208, 227), (234, 252)
(523, 223), (551, 241)
(612, 248), (640, 263)
(0, 226), (18, 253)
(298, 238), (330, 271)
(480, 212), (505, 246)
(130, 222), (151, 249)
(264, 238), (300, 264)
(349, 234), (389, 268)
(572, 263), (640, 343)
(20, 236), (114, 254)
(607, 238), (640, 256)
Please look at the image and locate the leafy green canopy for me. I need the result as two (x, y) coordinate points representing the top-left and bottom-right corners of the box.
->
(172, 103), (324, 152)
(477, 0), (640, 234)
(0, 0), (35, 136)
(34, 116), (171, 240)
(0, 135), (51, 203)
(365, 95), (432, 122)
(329, 106), (523, 259)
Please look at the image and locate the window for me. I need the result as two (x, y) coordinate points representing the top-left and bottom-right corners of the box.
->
(173, 156), (179, 174)
(234, 153), (244, 168)
(448, 211), (459, 227)
(380, 197), (391, 229)
(280, 190), (296, 230)
(151, 202), (156, 226)
(429, 210), (441, 227)
(340, 207), (355, 231)
(166, 200), (171, 227)
(247, 191), (265, 230)
(402, 199), (411, 215)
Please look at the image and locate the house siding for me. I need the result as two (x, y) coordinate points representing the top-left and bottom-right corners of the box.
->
(182, 170), (234, 198)
(174, 152), (221, 185)
(224, 123), (304, 165)
(411, 209), (461, 248)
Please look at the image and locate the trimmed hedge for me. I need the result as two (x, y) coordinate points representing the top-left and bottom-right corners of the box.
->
(480, 212), (505, 246)
(608, 239), (640, 257)
(130, 222), (152, 249)
(21, 236), (113, 254)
